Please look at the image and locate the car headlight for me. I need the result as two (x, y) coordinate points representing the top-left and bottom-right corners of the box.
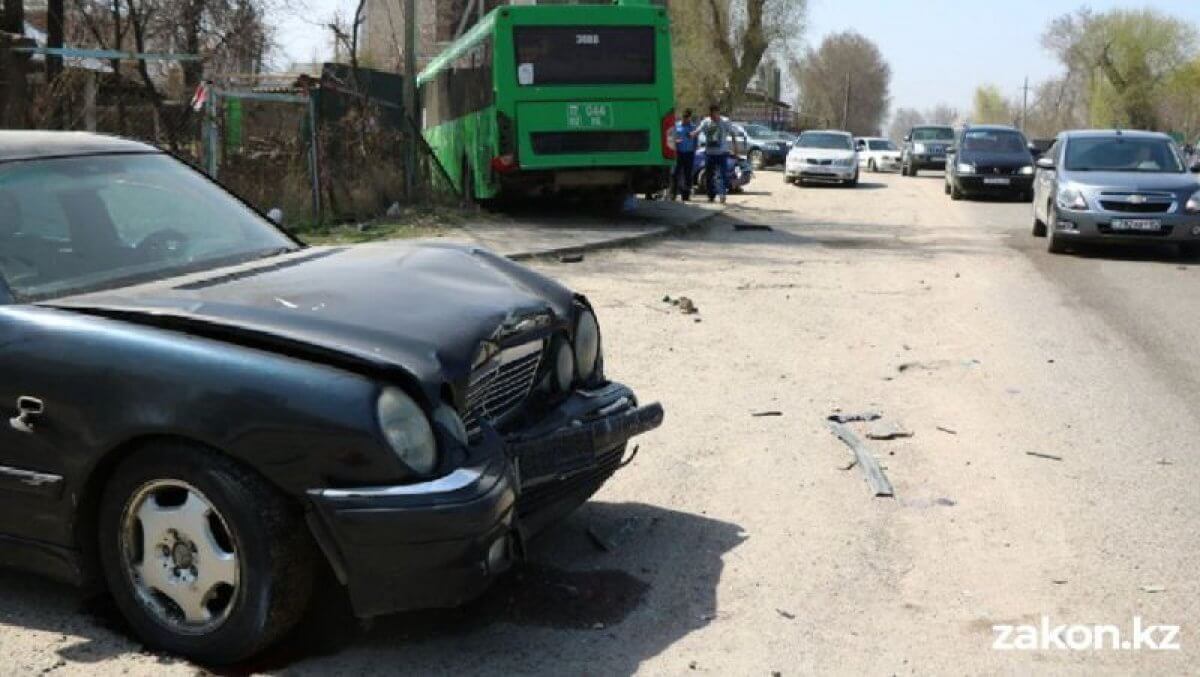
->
(1056, 186), (1089, 211)
(553, 340), (575, 392)
(574, 310), (601, 381)
(838, 158), (855, 167)
(956, 162), (975, 175)
(377, 387), (437, 475)
(1186, 189), (1200, 214)
(1019, 165), (1034, 175)
(913, 143), (927, 154)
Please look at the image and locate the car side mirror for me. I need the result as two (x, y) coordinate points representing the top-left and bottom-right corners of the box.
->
(267, 207), (284, 224)
(1036, 157), (1055, 170)
(1190, 161), (1200, 174)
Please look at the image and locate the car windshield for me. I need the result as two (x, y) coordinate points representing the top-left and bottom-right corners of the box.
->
(743, 124), (770, 137)
(798, 133), (853, 150)
(912, 127), (955, 141)
(0, 153), (299, 301)
(962, 130), (1027, 153)
(1064, 137), (1184, 173)
(868, 140), (897, 151)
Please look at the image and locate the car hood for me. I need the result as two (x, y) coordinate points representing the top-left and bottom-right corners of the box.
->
(790, 148), (855, 160)
(45, 242), (576, 395)
(1062, 170), (1200, 195)
(959, 151), (1032, 167)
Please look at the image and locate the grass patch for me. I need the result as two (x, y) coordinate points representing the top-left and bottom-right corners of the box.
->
(294, 205), (476, 245)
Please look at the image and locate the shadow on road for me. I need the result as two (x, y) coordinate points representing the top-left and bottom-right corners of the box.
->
(1042, 239), (1199, 265)
(0, 501), (745, 675)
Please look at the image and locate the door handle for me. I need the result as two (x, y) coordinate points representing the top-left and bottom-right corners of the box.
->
(10, 397), (44, 434)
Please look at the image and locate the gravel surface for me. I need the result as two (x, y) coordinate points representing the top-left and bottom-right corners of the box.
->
(2, 170), (1196, 674)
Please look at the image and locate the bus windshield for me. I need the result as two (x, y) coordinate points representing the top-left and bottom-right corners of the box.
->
(514, 26), (655, 86)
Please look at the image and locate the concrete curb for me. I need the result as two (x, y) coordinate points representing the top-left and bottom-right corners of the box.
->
(504, 205), (727, 262)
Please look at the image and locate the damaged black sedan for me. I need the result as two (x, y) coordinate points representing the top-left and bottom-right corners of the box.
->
(0, 132), (662, 664)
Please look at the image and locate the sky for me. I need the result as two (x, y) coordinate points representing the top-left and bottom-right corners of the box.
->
(275, 0), (1200, 114)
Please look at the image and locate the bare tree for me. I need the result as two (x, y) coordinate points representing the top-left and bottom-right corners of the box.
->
(674, 0), (806, 112)
(793, 30), (890, 135)
(888, 107), (924, 143)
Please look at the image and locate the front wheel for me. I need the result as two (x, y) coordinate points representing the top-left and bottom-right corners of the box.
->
(950, 181), (963, 201)
(98, 443), (315, 665)
(1046, 205), (1067, 254)
(869, 159), (877, 173)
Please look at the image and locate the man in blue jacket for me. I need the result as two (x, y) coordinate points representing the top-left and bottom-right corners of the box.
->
(671, 109), (697, 201)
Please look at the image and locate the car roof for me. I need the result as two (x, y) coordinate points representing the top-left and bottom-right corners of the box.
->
(964, 124), (1020, 132)
(803, 129), (852, 136)
(0, 131), (160, 163)
(1062, 129), (1172, 141)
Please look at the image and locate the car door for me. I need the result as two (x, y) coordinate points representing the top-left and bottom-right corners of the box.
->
(0, 186), (74, 544)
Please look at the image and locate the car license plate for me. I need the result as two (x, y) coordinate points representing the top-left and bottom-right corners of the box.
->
(983, 177), (1011, 185)
(566, 103), (613, 129)
(1110, 218), (1162, 232)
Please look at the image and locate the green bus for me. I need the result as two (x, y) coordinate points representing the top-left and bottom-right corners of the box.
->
(416, 1), (676, 203)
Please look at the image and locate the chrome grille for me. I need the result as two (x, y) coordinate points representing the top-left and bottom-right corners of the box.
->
(463, 341), (544, 433)
(1099, 192), (1175, 214)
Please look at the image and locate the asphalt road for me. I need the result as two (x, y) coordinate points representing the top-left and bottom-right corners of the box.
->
(1, 169), (1197, 675)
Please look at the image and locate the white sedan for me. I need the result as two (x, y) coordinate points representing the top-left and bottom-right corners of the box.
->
(855, 137), (903, 172)
(786, 130), (860, 187)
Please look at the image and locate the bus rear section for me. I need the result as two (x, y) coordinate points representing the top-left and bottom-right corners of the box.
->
(491, 7), (675, 198)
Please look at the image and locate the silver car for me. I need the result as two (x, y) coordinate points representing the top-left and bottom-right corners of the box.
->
(1032, 130), (1200, 255)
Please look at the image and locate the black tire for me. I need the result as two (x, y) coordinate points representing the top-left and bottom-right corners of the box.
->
(1032, 211), (1048, 237)
(944, 180), (951, 195)
(869, 159), (877, 173)
(1046, 205), (1067, 254)
(910, 165), (919, 177)
(98, 443), (315, 665)
(1180, 242), (1200, 259)
(846, 172), (859, 188)
(901, 160), (910, 177)
(950, 181), (963, 201)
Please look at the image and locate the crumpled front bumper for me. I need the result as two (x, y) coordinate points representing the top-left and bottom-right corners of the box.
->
(305, 383), (663, 618)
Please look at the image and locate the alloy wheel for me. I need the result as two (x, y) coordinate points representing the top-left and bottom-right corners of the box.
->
(120, 480), (240, 635)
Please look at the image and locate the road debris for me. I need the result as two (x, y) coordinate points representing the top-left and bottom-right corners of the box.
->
(828, 411), (882, 424)
(1156, 458), (1174, 466)
(936, 426), (958, 435)
(734, 223), (773, 232)
(663, 295), (699, 314)
(1026, 451), (1064, 461)
(775, 608), (796, 620)
(826, 415), (895, 498)
(866, 420), (913, 440)
(752, 411), (783, 417)
(1139, 584), (1166, 594)
(559, 253), (585, 263)
(1052, 579), (1068, 585)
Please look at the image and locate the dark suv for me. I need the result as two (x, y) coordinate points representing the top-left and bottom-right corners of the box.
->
(902, 125), (955, 176)
(945, 125), (1035, 201)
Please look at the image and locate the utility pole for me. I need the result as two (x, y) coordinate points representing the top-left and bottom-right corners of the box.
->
(841, 73), (851, 130)
(404, 0), (417, 198)
(1021, 76), (1030, 133)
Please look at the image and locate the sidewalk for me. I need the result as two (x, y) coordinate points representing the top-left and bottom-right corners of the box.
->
(439, 196), (729, 259)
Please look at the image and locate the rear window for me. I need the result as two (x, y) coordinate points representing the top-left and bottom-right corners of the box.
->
(514, 26), (655, 86)
(868, 140), (896, 151)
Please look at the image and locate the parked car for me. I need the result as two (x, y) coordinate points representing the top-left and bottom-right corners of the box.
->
(944, 125), (1035, 201)
(770, 130), (797, 153)
(1028, 138), (1055, 162)
(1032, 129), (1200, 255)
(855, 136), (902, 172)
(785, 130), (860, 187)
(901, 125), (955, 176)
(0, 132), (664, 664)
(733, 122), (789, 169)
